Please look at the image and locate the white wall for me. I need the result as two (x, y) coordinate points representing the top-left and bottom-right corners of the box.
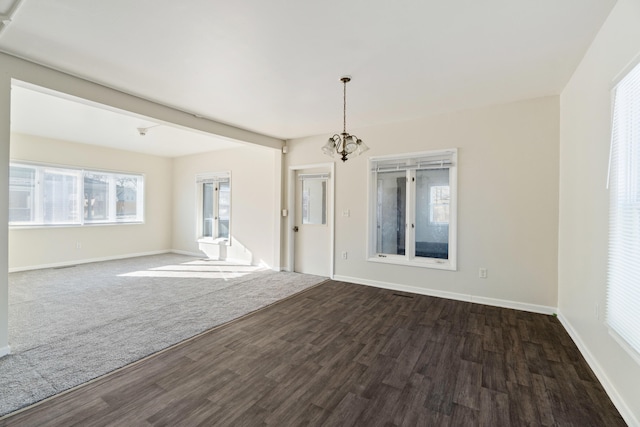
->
(558, 0), (640, 424)
(8, 133), (173, 270)
(172, 145), (281, 268)
(286, 96), (560, 311)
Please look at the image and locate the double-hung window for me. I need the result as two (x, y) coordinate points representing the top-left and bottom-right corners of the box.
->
(368, 149), (457, 270)
(9, 162), (144, 226)
(197, 172), (231, 241)
(607, 61), (640, 364)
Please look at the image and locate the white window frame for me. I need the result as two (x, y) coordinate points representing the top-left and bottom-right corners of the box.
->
(367, 149), (457, 271)
(607, 60), (640, 365)
(196, 171), (231, 244)
(8, 161), (144, 227)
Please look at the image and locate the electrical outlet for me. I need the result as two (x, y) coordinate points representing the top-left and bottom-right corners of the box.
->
(342, 251), (348, 260)
(76, 242), (82, 249)
(479, 268), (487, 279)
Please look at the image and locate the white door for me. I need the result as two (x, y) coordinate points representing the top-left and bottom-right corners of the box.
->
(293, 169), (331, 276)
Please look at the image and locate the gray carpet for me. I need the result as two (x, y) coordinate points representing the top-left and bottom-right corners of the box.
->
(0, 253), (326, 416)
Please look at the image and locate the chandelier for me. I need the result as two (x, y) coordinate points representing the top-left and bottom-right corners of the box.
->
(322, 76), (369, 162)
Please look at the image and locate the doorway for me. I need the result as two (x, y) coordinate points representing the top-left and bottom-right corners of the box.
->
(287, 163), (334, 277)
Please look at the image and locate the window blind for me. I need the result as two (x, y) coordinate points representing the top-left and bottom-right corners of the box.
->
(298, 173), (329, 181)
(196, 172), (230, 184)
(371, 151), (455, 172)
(607, 61), (640, 364)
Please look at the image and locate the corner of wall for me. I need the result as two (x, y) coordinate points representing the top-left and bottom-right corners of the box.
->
(557, 313), (639, 426)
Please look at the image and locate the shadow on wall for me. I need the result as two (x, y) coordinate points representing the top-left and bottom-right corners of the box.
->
(198, 237), (269, 268)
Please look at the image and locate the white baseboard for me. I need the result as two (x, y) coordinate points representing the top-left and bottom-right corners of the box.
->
(332, 275), (556, 315)
(9, 249), (272, 273)
(8, 250), (173, 273)
(0, 345), (10, 358)
(170, 249), (205, 258)
(557, 313), (639, 427)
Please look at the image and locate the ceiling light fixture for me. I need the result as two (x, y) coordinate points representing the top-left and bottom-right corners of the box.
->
(322, 76), (368, 162)
(137, 124), (160, 136)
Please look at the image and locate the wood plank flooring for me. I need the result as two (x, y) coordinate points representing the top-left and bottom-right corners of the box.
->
(0, 281), (625, 426)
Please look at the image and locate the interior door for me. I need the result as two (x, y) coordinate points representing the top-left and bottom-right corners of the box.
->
(293, 169), (331, 276)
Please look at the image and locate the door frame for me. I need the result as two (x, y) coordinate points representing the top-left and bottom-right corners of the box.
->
(287, 162), (335, 278)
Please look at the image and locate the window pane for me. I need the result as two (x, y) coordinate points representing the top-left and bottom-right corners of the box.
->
(607, 61), (640, 358)
(376, 171), (406, 255)
(116, 175), (139, 220)
(301, 179), (326, 225)
(430, 185), (450, 224)
(415, 169), (449, 259)
(202, 183), (214, 237)
(218, 181), (230, 238)
(84, 173), (110, 221)
(9, 165), (36, 223)
(43, 169), (80, 224)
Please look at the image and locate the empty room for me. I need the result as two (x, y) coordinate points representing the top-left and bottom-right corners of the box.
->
(0, 0), (639, 425)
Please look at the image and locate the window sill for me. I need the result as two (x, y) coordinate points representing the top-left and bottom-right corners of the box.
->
(197, 237), (230, 246)
(608, 325), (640, 366)
(9, 221), (144, 230)
(367, 255), (456, 271)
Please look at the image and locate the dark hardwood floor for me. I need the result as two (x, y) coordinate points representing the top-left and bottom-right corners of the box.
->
(0, 280), (625, 426)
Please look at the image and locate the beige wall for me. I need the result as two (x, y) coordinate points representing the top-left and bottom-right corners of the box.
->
(558, 0), (640, 423)
(0, 51), (283, 353)
(286, 96), (560, 311)
(172, 145), (281, 268)
(8, 133), (173, 270)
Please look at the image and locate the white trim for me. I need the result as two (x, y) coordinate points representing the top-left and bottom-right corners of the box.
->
(8, 250), (171, 273)
(367, 255), (455, 271)
(8, 249), (254, 273)
(332, 275), (556, 315)
(0, 345), (10, 358)
(171, 249), (205, 258)
(557, 313), (639, 427)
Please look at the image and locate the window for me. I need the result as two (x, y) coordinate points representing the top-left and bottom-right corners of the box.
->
(9, 162), (144, 226)
(300, 174), (328, 225)
(607, 61), (640, 363)
(197, 172), (231, 241)
(368, 149), (457, 270)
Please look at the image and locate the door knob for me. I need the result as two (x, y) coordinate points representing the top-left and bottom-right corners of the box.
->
(293, 226), (299, 232)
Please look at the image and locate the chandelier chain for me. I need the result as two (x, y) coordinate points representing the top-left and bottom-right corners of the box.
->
(343, 79), (347, 134)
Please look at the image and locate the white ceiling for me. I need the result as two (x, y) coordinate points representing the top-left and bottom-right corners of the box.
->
(0, 0), (617, 155)
(10, 83), (245, 157)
